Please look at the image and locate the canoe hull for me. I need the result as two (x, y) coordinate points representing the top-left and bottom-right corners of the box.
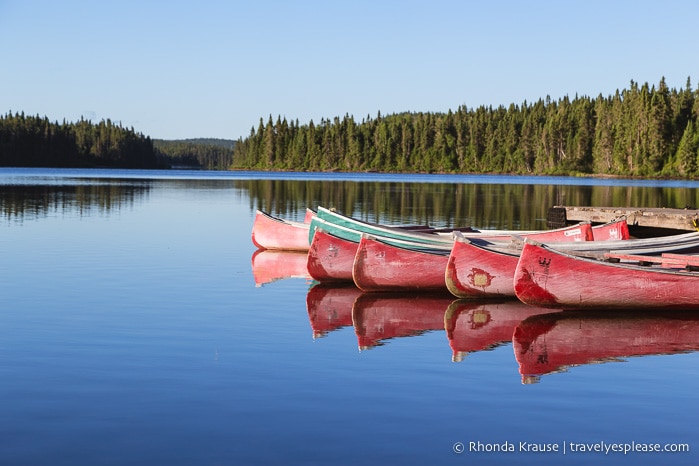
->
(307, 228), (358, 282)
(352, 236), (450, 292)
(251, 209), (314, 251)
(446, 238), (519, 299)
(592, 219), (630, 241)
(514, 240), (699, 310)
(447, 226), (699, 300)
(311, 207), (454, 246)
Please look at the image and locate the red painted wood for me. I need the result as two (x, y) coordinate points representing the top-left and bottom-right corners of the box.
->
(661, 252), (699, 266)
(352, 221), (616, 294)
(251, 209), (314, 251)
(514, 240), (699, 310)
(444, 221), (627, 300)
(457, 222), (595, 243)
(603, 252), (664, 263)
(591, 219), (630, 241)
(446, 239), (520, 299)
(352, 236), (450, 292)
(306, 228), (358, 282)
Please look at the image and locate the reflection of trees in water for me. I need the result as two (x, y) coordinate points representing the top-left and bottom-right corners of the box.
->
(239, 179), (699, 230)
(5, 176), (698, 230)
(0, 182), (151, 222)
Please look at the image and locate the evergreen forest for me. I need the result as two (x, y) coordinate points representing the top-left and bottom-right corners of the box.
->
(152, 139), (235, 169)
(0, 113), (160, 168)
(0, 113), (235, 169)
(233, 77), (699, 178)
(3, 77), (699, 177)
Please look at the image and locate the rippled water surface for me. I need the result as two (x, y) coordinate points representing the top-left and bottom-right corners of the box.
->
(1, 168), (697, 465)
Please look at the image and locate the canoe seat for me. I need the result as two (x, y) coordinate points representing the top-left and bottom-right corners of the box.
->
(604, 252), (699, 269)
(660, 252), (699, 265)
(603, 253), (662, 266)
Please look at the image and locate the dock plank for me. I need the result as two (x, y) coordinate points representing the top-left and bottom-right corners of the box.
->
(551, 206), (699, 232)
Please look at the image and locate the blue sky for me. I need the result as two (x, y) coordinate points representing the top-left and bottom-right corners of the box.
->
(1, 0), (697, 141)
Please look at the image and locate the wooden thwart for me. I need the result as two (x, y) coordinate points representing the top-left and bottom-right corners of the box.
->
(603, 251), (699, 270)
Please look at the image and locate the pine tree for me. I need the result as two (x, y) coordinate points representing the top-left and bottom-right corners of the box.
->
(675, 121), (698, 176)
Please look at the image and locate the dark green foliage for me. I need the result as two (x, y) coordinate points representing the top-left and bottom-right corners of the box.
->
(153, 139), (235, 169)
(178, 138), (236, 149)
(234, 78), (699, 178)
(4, 78), (697, 176)
(0, 113), (159, 168)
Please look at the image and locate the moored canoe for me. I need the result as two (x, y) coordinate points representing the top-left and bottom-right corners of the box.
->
(307, 227), (358, 282)
(352, 235), (452, 292)
(311, 206), (459, 246)
(445, 237), (521, 299)
(447, 226), (699, 300)
(251, 209), (315, 251)
(514, 239), (699, 310)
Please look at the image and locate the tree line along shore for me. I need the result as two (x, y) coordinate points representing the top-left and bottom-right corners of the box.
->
(0, 114), (234, 169)
(2, 77), (698, 177)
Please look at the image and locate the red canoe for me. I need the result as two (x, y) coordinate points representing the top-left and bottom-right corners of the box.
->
(448, 217), (627, 243)
(352, 219), (630, 293)
(446, 221), (699, 300)
(591, 218), (630, 241)
(513, 310), (699, 383)
(352, 235), (452, 292)
(307, 221), (455, 283)
(251, 209), (315, 251)
(251, 249), (310, 286)
(514, 239), (699, 310)
(471, 222), (594, 242)
(306, 283), (361, 339)
(352, 293), (454, 349)
(307, 227), (359, 282)
(446, 238), (521, 299)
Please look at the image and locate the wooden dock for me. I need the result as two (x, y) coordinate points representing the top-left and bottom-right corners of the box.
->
(548, 206), (699, 232)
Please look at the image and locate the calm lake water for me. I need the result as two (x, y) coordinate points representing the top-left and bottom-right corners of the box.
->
(1, 168), (697, 466)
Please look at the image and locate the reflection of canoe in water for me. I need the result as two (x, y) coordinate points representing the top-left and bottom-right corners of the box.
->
(513, 310), (699, 383)
(444, 300), (556, 362)
(251, 249), (310, 286)
(251, 209), (315, 251)
(352, 293), (454, 349)
(305, 283), (362, 338)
